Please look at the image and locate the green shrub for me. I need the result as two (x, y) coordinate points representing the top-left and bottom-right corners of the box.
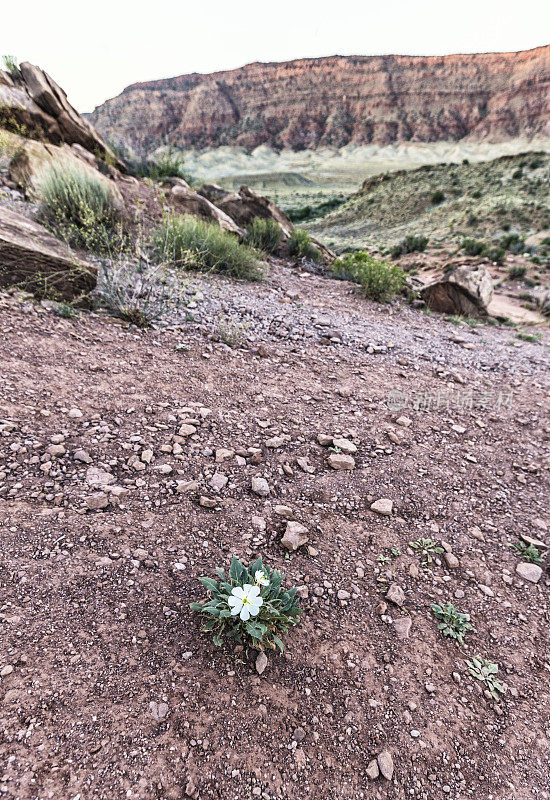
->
(331, 251), (405, 301)
(466, 657), (504, 701)
(390, 234), (429, 258)
(431, 190), (445, 205)
(485, 246), (505, 265)
(190, 556), (301, 651)
(510, 540), (544, 563)
(462, 238), (485, 256)
(37, 163), (119, 252)
(508, 265), (527, 280)
(152, 215), (265, 281)
(244, 218), (281, 254)
(133, 148), (192, 183)
(288, 229), (320, 261)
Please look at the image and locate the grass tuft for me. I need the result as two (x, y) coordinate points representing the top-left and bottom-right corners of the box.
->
(331, 251), (405, 301)
(244, 218), (282, 254)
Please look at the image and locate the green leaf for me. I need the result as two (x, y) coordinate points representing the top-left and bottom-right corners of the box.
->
(229, 556), (243, 582)
(189, 602), (205, 611)
(272, 635), (284, 653)
(199, 577), (219, 592)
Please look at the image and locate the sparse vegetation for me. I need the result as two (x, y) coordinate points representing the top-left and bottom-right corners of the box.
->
(288, 229), (320, 262)
(132, 148), (193, 183)
(431, 603), (473, 644)
(466, 656), (504, 701)
(515, 331), (541, 343)
(244, 218), (281, 254)
(390, 234), (429, 258)
(152, 215), (265, 281)
(37, 163), (120, 252)
(331, 251), (405, 302)
(190, 556), (301, 651)
(510, 541), (544, 564)
(409, 537), (444, 565)
(2, 54), (19, 76)
(508, 265), (527, 280)
(97, 254), (189, 328)
(431, 190), (445, 205)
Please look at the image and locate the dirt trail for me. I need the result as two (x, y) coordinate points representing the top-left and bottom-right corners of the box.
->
(0, 265), (548, 800)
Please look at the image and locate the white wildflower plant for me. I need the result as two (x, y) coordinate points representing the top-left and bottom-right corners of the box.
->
(190, 556), (301, 651)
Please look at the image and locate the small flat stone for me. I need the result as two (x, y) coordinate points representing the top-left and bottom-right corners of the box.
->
(251, 477), (270, 497)
(281, 521), (309, 551)
(255, 651), (268, 675)
(396, 416), (412, 427)
(328, 453), (355, 470)
(377, 749), (394, 780)
(366, 759), (379, 780)
(393, 616), (412, 639)
(149, 700), (169, 720)
(73, 449), (92, 463)
(178, 424), (197, 437)
(215, 447), (234, 462)
(386, 583), (405, 607)
(86, 467), (116, 487)
(85, 491), (109, 510)
(444, 552), (460, 569)
(317, 434), (333, 446)
(332, 437), (357, 454)
(209, 473), (228, 491)
(176, 480), (199, 493)
(0, 665), (14, 677)
(199, 496), (218, 508)
(516, 562), (542, 583)
(370, 498), (393, 516)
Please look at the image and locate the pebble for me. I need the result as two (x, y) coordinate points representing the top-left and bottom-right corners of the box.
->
(386, 583), (405, 607)
(377, 749), (394, 780)
(85, 491), (109, 510)
(281, 521), (309, 551)
(328, 453), (355, 470)
(255, 651), (268, 675)
(0, 665), (14, 677)
(366, 759), (379, 780)
(444, 552), (460, 569)
(251, 477), (270, 496)
(393, 616), (412, 639)
(516, 562), (542, 583)
(370, 498), (393, 516)
(332, 437), (357, 454)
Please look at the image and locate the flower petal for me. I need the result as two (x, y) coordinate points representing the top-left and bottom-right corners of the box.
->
(227, 596), (239, 608)
(240, 606), (251, 621)
(230, 604), (241, 616)
(247, 585), (261, 598)
(232, 587), (245, 599)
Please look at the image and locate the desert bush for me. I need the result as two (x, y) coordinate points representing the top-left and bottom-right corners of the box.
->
(390, 233), (429, 258)
(331, 251), (405, 302)
(129, 148), (193, 183)
(244, 218), (281, 254)
(288, 229), (320, 261)
(462, 238), (486, 256)
(37, 163), (120, 252)
(152, 215), (265, 281)
(508, 265), (527, 280)
(431, 190), (445, 205)
(96, 256), (189, 328)
(431, 602), (473, 645)
(190, 556), (301, 651)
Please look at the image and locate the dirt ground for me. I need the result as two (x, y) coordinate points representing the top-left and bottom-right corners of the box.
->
(0, 262), (548, 800)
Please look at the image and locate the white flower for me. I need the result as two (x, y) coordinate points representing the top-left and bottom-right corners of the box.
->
(227, 583), (263, 621)
(254, 569), (269, 587)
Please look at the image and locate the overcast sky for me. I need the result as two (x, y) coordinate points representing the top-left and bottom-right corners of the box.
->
(2, 0), (548, 113)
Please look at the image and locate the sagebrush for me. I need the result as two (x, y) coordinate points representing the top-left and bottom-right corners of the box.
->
(331, 251), (405, 301)
(37, 163), (120, 252)
(288, 229), (320, 262)
(152, 215), (265, 281)
(245, 218), (281, 254)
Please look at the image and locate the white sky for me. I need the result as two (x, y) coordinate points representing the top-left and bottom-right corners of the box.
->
(2, 0), (549, 113)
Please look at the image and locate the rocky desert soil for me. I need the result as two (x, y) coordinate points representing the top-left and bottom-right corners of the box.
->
(1, 259), (549, 800)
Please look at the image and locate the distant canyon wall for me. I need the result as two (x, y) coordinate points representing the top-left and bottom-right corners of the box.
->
(89, 46), (550, 154)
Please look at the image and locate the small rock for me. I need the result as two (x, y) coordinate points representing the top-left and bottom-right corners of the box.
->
(281, 521), (309, 551)
(199, 496), (218, 508)
(377, 749), (394, 780)
(85, 491), (109, 510)
(209, 473), (228, 491)
(274, 505), (293, 518)
(516, 562), (543, 583)
(251, 477), (270, 497)
(386, 583), (405, 607)
(176, 480), (199, 493)
(73, 449), (92, 463)
(0, 665), (14, 677)
(255, 651), (268, 675)
(370, 498), (393, 516)
(366, 759), (380, 780)
(332, 437), (357, 454)
(393, 617), (412, 639)
(149, 700), (169, 720)
(68, 407), (83, 418)
(444, 552), (460, 569)
(317, 434), (333, 446)
(396, 416), (411, 427)
(86, 466), (116, 487)
(215, 447), (234, 462)
(178, 424), (197, 437)
(328, 453), (355, 470)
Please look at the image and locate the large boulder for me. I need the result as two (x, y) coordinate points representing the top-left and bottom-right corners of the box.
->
(199, 184), (293, 236)
(420, 264), (493, 316)
(0, 62), (123, 170)
(168, 182), (244, 235)
(0, 206), (96, 301)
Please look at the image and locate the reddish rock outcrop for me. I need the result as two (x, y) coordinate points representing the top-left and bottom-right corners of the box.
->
(89, 46), (550, 153)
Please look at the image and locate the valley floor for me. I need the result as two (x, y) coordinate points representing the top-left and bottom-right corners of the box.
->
(0, 263), (548, 800)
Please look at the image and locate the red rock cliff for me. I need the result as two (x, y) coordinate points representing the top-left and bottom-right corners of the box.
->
(89, 46), (550, 153)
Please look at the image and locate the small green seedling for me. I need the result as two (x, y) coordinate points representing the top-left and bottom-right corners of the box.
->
(190, 556), (301, 651)
(431, 602), (473, 644)
(376, 554), (390, 564)
(466, 656), (504, 701)
(510, 541), (544, 564)
(409, 537), (444, 565)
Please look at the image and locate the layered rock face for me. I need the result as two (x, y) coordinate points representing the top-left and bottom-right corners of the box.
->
(89, 46), (550, 153)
